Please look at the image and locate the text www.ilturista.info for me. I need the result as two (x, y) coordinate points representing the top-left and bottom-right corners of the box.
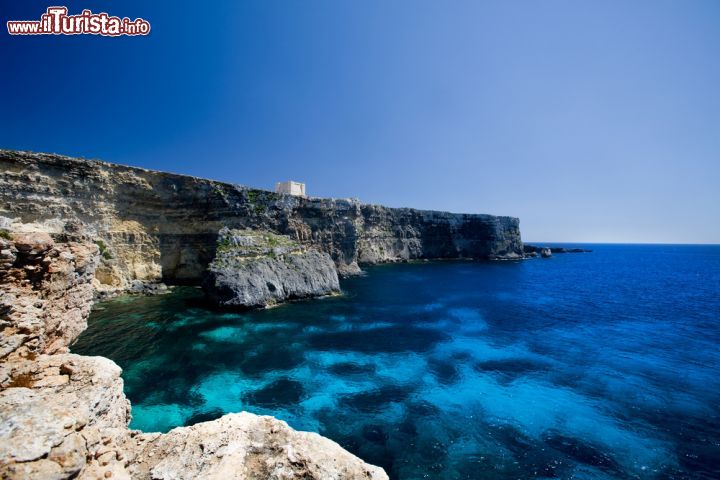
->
(7, 7), (150, 36)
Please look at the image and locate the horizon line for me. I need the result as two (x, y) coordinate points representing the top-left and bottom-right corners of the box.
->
(525, 241), (720, 246)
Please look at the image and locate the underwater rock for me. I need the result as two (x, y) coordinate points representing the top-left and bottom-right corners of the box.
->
(203, 228), (340, 308)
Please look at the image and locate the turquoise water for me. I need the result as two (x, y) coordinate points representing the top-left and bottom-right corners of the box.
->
(73, 245), (720, 479)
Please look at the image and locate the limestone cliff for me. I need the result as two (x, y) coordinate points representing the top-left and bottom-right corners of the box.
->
(0, 149), (523, 294)
(0, 149), (526, 478)
(0, 232), (388, 479)
(0, 231), (98, 360)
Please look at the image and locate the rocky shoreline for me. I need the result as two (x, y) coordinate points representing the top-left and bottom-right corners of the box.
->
(0, 149), (529, 479)
(0, 232), (388, 479)
(0, 149), (524, 297)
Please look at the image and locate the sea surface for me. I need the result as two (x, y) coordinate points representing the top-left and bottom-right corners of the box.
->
(73, 244), (720, 479)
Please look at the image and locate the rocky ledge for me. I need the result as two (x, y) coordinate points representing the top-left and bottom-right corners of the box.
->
(0, 231), (387, 479)
(128, 412), (387, 480)
(204, 228), (339, 309)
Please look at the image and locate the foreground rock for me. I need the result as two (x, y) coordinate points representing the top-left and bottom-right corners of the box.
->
(0, 230), (387, 479)
(204, 228), (340, 308)
(0, 354), (132, 479)
(0, 231), (98, 360)
(128, 413), (387, 480)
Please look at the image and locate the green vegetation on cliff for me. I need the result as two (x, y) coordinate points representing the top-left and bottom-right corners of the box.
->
(94, 239), (113, 260)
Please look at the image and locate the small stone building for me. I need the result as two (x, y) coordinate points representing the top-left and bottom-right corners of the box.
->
(275, 180), (306, 196)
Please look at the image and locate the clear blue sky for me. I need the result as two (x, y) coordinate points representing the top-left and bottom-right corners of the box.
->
(2, 1), (719, 243)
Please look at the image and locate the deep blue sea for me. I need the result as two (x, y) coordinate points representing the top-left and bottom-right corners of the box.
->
(73, 244), (720, 479)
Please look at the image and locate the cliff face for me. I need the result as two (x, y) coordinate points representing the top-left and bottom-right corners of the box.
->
(0, 232), (388, 479)
(204, 228), (340, 308)
(0, 150), (523, 292)
(0, 232), (98, 360)
(0, 150), (524, 478)
(0, 233), (134, 478)
(0, 149), (523, 479)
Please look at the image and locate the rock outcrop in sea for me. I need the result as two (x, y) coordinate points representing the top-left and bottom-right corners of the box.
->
(0, 232), (388, 479)
(523, 244), (593, 258)
(204, 228), (339, 308)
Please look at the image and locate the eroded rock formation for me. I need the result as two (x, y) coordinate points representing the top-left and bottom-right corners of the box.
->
(0, 149), (523, 294)
(127, 413), (387, 480)
(0, 231), (98, 360)
(0, 148), (524, 478)
(0, 354), (132, 479)
(204, 228), (339, 308)
(0, 231), (388, 479)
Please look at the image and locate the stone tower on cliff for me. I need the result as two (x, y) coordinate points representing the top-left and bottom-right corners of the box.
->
(275, 180), (306, 196)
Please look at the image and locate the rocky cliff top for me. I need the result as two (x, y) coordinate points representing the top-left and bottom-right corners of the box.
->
(213, 228), (307, 260)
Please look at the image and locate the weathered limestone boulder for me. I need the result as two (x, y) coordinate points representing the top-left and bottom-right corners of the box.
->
(0, 354), (132, 480)
(127, 412), (388, 480)
(204, 228), (340, 308)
